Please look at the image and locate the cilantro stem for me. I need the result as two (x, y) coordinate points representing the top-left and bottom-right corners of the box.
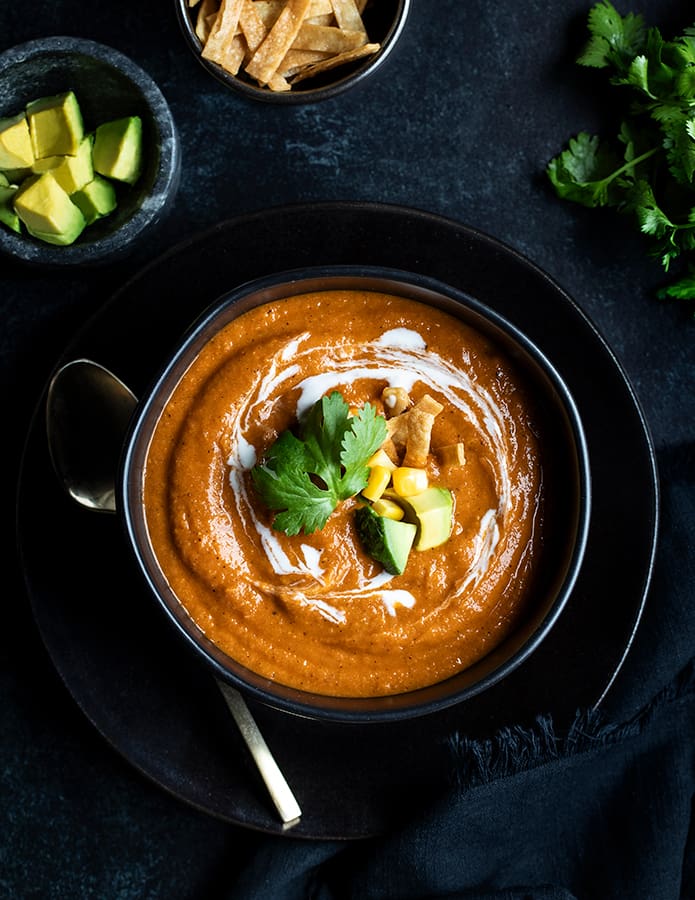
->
(607, 146), (659, 184)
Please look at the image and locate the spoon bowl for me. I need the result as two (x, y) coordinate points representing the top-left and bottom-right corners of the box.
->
(46, 359), (137, 513)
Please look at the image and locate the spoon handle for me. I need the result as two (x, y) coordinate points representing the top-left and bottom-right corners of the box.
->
(216, 680), (302, 828)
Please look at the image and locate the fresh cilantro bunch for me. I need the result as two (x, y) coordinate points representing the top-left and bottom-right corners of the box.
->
(251, 391), (388, 536)
(547, 0), (695, 305)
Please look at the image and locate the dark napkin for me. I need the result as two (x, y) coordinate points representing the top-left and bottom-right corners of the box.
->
(220, 443), (695, 899)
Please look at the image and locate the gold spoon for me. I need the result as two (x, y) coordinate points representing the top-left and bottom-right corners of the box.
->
(45, 358), (302, 828)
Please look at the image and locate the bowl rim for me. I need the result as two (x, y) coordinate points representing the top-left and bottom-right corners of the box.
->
(120, 264), (592, 723)
(174, 0), (411, 104)
(0, 35), (181, 266)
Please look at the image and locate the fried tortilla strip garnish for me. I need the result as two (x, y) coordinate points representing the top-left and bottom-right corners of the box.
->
(329, 0), (366, 35)
(202, 0), (245, 73)
(381, 386), (410, 417)
(386, 413), (409, 451)
(251, 0), (284, 28)
(293, 22), (366, 53)
(403, 408), (437, 468)
(245, 0), (312, 85)
(195, 0), (221, 41)
(239, 0), (271, 65)
(238, 0), (294, 87)
(289, 42), (379, 83)
(383, 393), (445, 467)
(310, 0), (334, 14)
(279, 48), (333, 77)
(245, 0), (310, 87)
(437, 442), (466, 467)
(414, 393), (444, 417)
(305, 13), (334, 26)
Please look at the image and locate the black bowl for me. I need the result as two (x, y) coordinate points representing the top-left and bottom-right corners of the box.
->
(175, 0), (410, 104)
(120, 266), (591, 723)
(0, 37), (180, 266)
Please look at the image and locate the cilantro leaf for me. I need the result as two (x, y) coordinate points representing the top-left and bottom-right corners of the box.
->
(339, 401), (388, 498)
(251, 466), (337, 537)
(577, 1), (646, 71)
(301, 391), (354, 498)
(548, 1), (695, 311)
(656, 265), (695, 300)
(661, 116), (695, 184)
(251, 391), (387, 535)
(546, 131), (656, 207)
(546, 133), (618, 206)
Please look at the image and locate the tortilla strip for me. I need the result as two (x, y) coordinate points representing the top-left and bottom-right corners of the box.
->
(403, 409), (436, 468)
(202, 0), (245, 72)
(293, 22), (365, 52)
(245, 0), (312, 85)
(195, 0), (221, 41)
(239, 0), (269, 57)
(250, 0), (285, 28)
(308, 0), (334, 15)
(268, 72), (292, 90)
(414, 394), (444, 417)
(289, 41), (379, 83)
(253, 0), (331, 19)
(437, 442), (466, 467)
(386, 413), (409, 450)
(382, 386), (410, 417)
(305, 13), (334, 26)
(279, 48), (333, 76)
(329, 0), (366, 35)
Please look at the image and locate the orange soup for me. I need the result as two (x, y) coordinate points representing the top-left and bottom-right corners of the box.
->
(143, 290), (546, 697)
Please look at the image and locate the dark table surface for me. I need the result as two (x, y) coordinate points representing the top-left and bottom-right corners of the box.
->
(4, 2), (694, 898)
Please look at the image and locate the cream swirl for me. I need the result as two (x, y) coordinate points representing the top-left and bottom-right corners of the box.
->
(226, 326), (511, 620)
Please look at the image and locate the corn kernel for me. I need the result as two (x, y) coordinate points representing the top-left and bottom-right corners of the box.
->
(372, 498), (405, 520)
(392, 466), (429, 497)
(362, 465), (392, 501)
(367, 448), (397, 471)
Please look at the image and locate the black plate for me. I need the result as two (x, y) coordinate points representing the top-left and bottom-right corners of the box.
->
(17, 202), (658, 840)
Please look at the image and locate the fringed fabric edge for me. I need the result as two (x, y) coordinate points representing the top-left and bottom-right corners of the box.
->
(448, 657), (695, 791)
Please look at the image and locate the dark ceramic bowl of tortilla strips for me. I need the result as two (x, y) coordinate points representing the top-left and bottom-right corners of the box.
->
(175, 0), (410, 104)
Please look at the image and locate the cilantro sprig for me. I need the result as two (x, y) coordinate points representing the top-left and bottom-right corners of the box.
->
(251, 391), (387, 536)
(547, 1), (695, 308)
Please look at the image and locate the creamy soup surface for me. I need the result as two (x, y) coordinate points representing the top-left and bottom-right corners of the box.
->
(143, 290), (546, 697)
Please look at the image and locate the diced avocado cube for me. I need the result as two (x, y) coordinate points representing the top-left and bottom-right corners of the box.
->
(13, 172), (86, 245)
(92, 116), (142, 185)
(355, 504), (417, 576)
(0, 112), (34, 169)
(395, 486), (454, 551)
(0, 172), (9, 187)
(31, 155), (63, 174)
(0, 183), (21, 233)
(49, 134), (94, 194)
(72, 174), (117, 224)
(27, 91), (84, 159)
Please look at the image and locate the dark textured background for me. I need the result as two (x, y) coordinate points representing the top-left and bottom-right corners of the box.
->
(3, 1), (694, 897)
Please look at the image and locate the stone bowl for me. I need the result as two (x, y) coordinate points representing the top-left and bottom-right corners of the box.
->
(0, 36), (180, 266)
